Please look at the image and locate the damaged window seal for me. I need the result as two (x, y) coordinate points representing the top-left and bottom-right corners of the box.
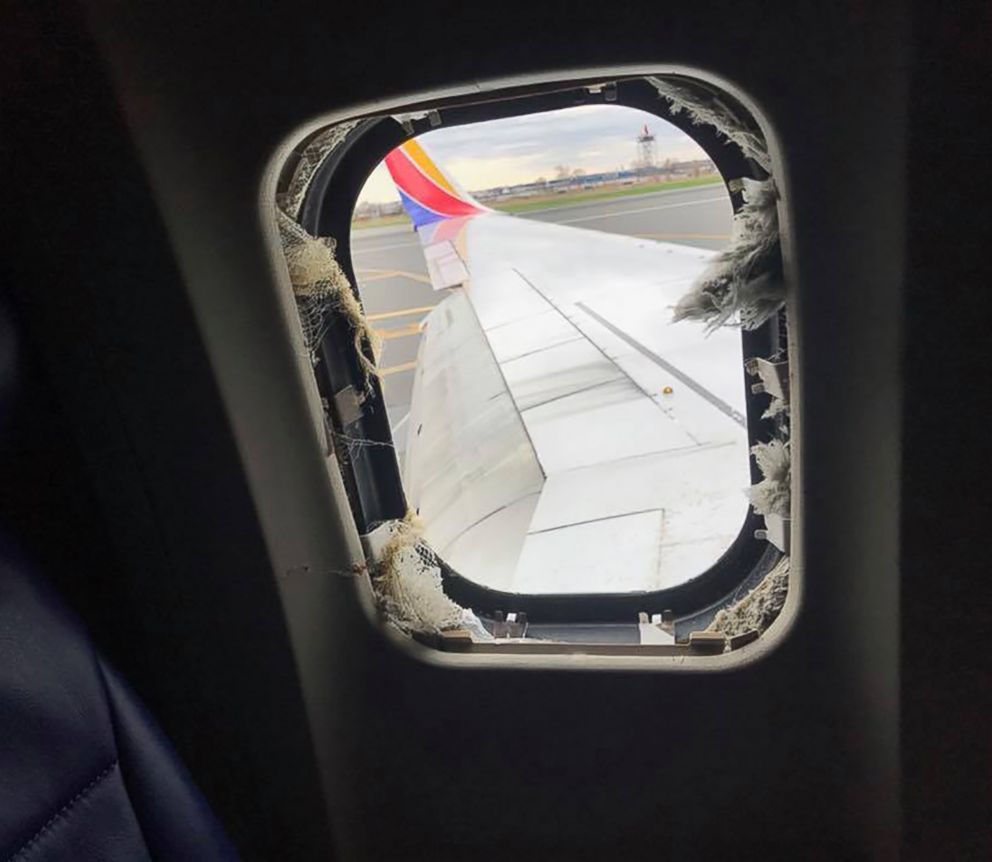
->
(651, 76), (793, 644)
(273, 73), (794, 652)
(276, 208), (381, 382)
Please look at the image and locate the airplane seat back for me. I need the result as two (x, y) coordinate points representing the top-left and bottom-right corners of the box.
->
(0, 304), (239, 862)
(0, 539), (242, 862)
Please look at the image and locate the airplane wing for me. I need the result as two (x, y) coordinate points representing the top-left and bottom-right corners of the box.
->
(384, 139), (750, 594)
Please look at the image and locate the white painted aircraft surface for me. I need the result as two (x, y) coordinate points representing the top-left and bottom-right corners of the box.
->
(385, 138), (750, 593)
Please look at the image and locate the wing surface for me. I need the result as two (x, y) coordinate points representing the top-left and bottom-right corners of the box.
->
(389, 141), (749, 593)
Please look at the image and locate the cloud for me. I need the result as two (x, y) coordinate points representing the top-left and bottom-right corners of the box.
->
(357, 103), (709, 204)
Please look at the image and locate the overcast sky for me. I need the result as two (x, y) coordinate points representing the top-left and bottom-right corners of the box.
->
(357, 104), (709, 204)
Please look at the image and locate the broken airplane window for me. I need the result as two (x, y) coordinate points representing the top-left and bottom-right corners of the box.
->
(351, 104), (753, 595)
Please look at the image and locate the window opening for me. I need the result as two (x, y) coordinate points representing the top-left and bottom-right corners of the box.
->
(353, 103), (749, 597)
(273, 75), (791, 656)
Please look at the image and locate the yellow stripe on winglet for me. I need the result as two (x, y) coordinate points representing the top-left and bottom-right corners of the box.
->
(401, 139), (458, 196)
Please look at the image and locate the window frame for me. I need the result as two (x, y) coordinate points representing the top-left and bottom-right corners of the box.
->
(287, 75), (785, 628)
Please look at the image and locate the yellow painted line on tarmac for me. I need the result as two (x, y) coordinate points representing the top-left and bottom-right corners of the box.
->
(366, 304), (436, 322)
(374, 322), (422, 340)
(355, 269), (402, 283)
(356, 268), (431, 285)
(634, 232), (731, 240)
(394, 269), (431, 285)
(379, 360), (418, 377)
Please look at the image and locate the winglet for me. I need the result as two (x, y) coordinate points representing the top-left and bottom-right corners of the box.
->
(385, 139), (488, 229)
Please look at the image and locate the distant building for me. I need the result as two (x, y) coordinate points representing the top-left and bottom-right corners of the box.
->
(357, 157), (720, 216)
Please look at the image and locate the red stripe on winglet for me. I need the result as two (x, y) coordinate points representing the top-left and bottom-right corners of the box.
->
(385, 149), (483, 218)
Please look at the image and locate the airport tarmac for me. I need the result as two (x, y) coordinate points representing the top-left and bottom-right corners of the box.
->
(350, 182), (734, 457)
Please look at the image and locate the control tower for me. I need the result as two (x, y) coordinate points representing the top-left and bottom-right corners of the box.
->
(635, 124), (657, 171)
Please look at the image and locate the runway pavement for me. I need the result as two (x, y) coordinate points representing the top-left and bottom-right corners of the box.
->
(350, 182), (733, 458)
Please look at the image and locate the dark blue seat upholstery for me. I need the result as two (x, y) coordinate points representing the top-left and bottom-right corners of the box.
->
(0, 547), (240, 862)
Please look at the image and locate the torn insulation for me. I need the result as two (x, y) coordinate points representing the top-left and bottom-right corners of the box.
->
(762, 392), (790, 421)
(278, 119), (363, 219)
(365, 517), (492, 641)
(707, 555), (789, 637)
(277, 209), (381, 383)
(332, 430), (396, 463)
(647, 77), (772, 173)
(747, 357), (791, 420)
(671, 177), (784, 332)
(650, 75), (792, 554)
(748, 438), (791, 517)
(648, 77), (785, 333)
